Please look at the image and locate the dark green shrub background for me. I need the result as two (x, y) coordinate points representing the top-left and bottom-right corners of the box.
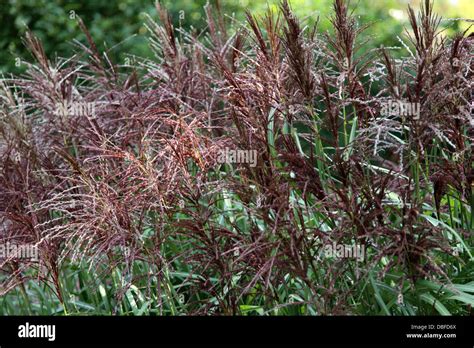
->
(0, 1), (472, 73)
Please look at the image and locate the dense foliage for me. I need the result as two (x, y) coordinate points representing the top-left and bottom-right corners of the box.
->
(2, 0), (471, 74)
(0, 0), (473, 315)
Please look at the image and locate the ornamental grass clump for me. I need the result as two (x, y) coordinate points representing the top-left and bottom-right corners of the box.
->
(0, 0), (472, 315)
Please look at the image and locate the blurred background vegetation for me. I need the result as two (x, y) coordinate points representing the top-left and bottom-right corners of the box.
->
(1, 0), (473, 74)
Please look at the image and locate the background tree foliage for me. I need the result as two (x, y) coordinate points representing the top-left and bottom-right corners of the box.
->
(1, 0), (472, 74)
